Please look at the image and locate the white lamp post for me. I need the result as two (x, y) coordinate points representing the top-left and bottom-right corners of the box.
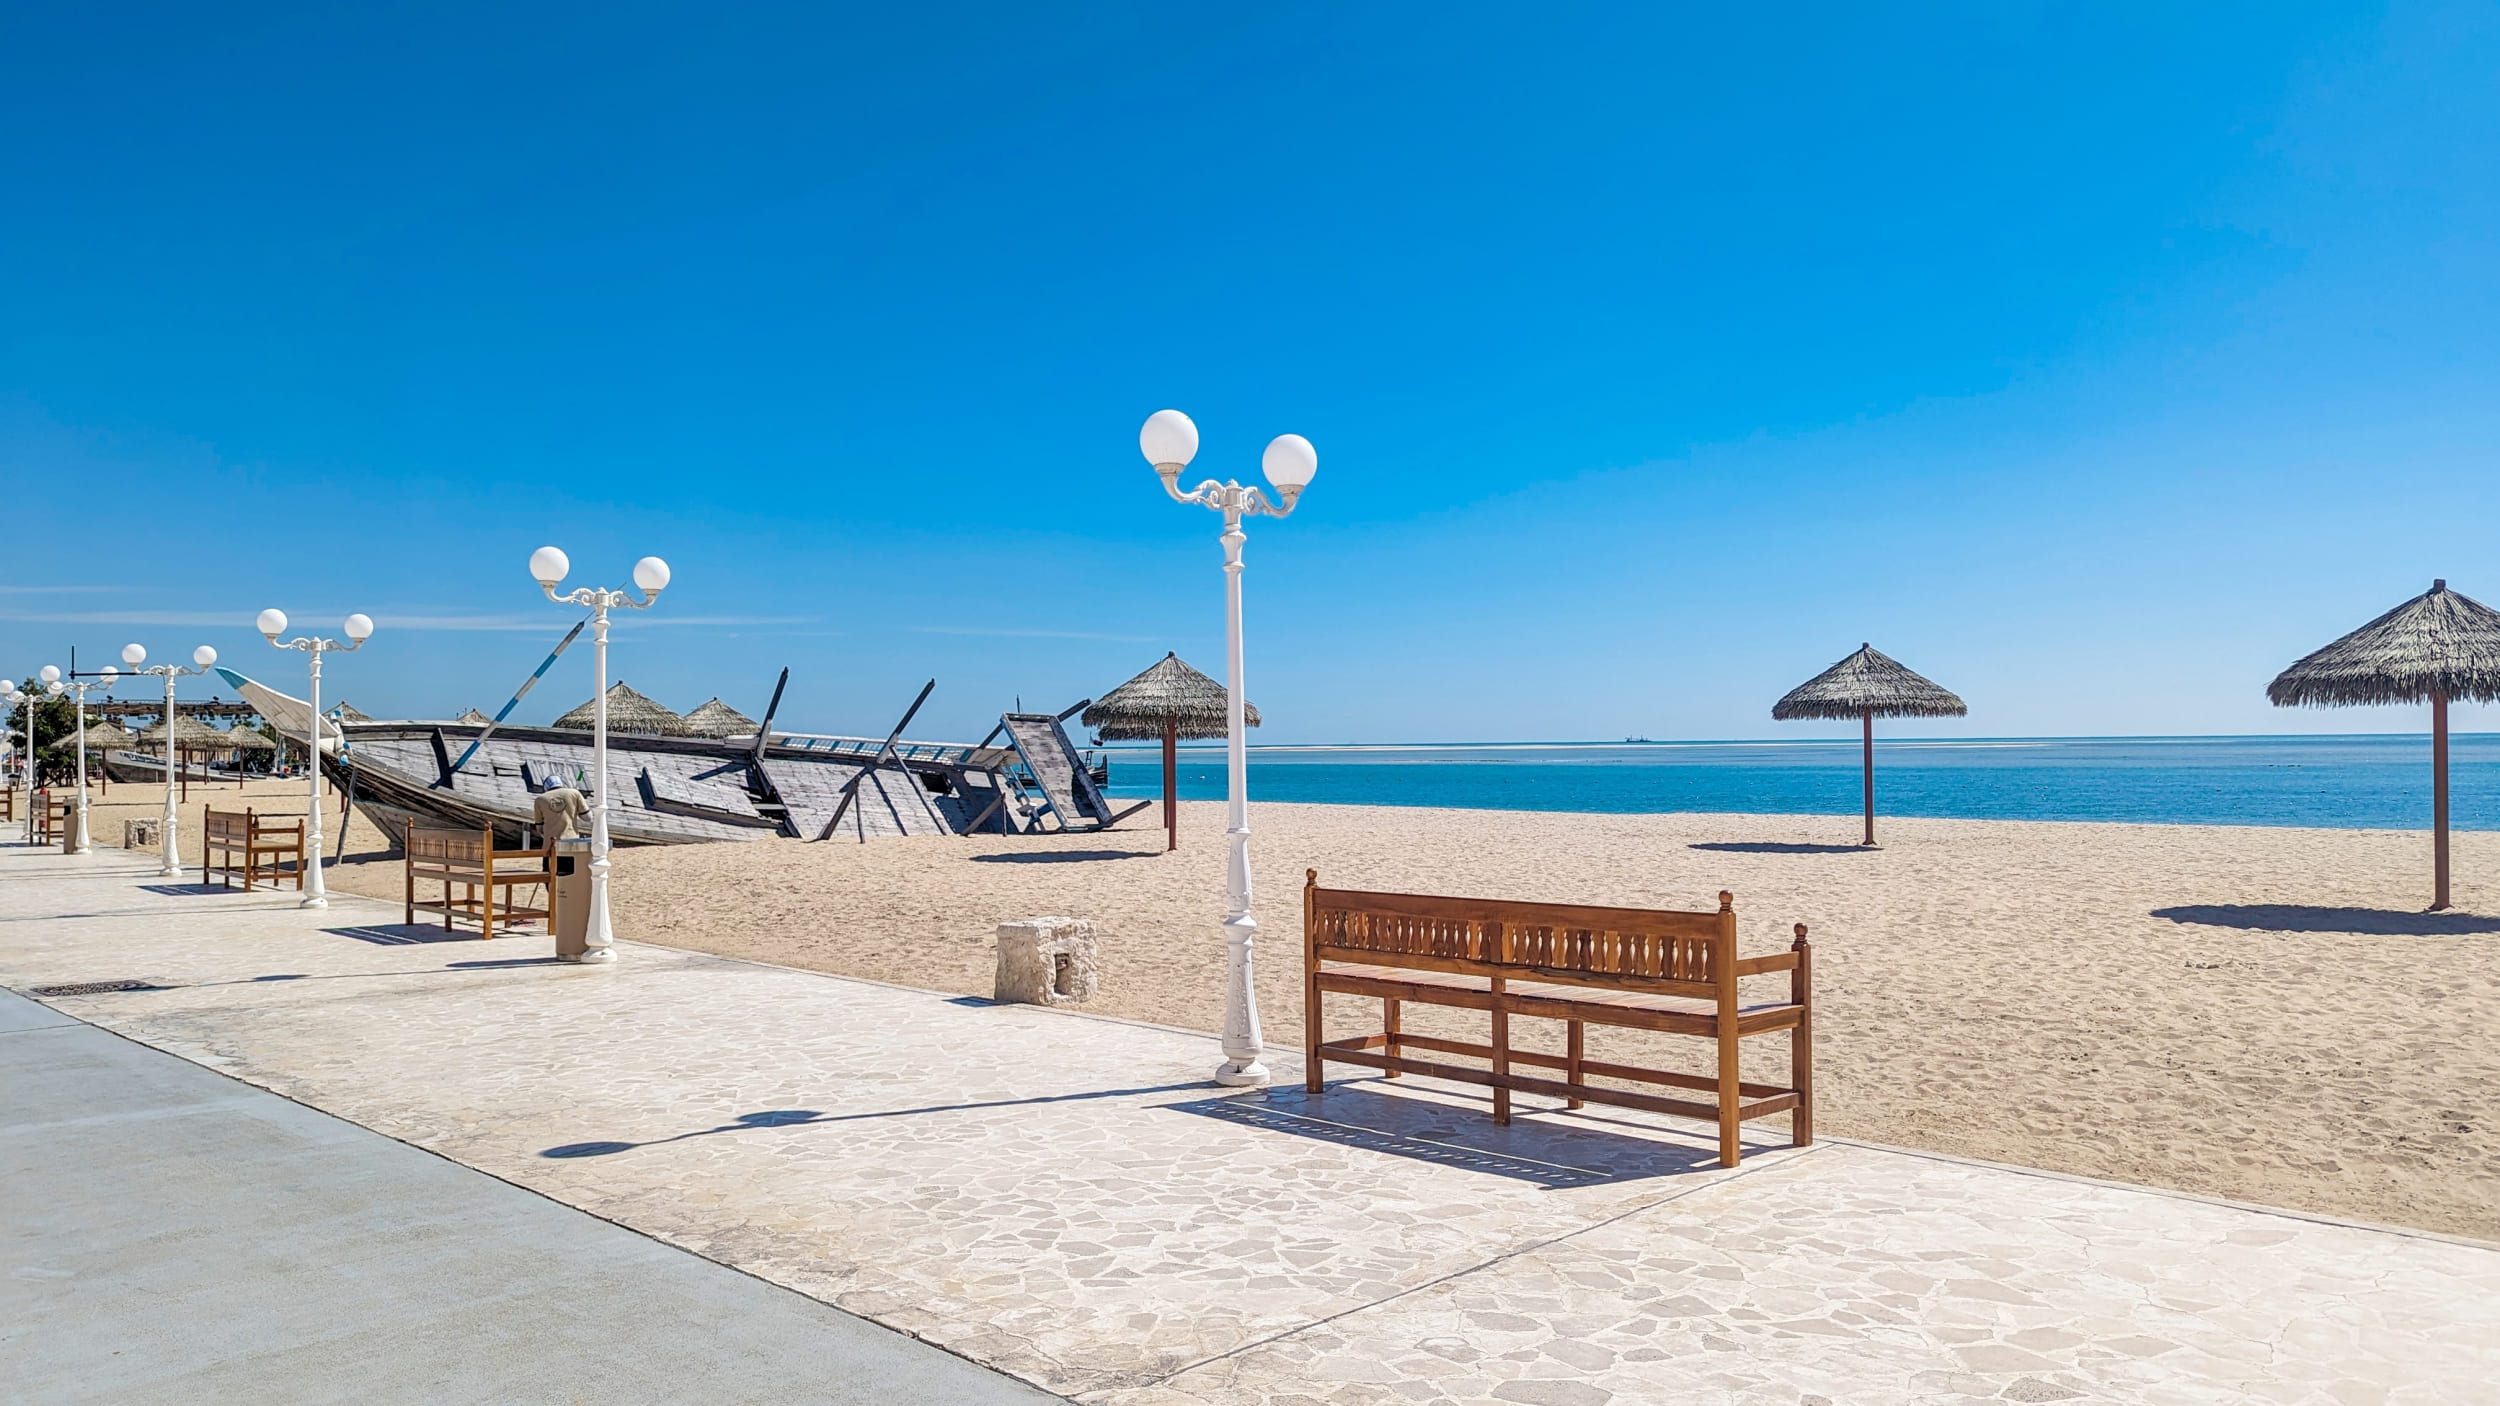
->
(122, 643), (219, 876)
(52, 664), (119, 855)
(258, 610), (372, 907)
(1142, 409), (1318, 1087)
(530, 546), (669, 964)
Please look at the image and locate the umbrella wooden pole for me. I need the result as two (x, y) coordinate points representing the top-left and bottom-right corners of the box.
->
(1860, 709), (1876, 847)
(1163, 717), (1178, 853)
(2433, 690), (2451, 911)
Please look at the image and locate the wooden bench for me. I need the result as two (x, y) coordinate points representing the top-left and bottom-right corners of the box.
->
(1303, 871), (1813, 1167)
(404, 823), (555, 940)
(203, 807), (304, 891)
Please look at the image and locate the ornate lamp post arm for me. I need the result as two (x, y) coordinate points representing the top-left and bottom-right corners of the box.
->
(122, 644), (218, 875)
(258, 611), (373, 908)
(530, 547), (670, 964)
(1140, 411), (1317, 1088)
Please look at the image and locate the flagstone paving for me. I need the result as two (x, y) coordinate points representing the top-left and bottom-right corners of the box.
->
(3, 843), (2495, 1403)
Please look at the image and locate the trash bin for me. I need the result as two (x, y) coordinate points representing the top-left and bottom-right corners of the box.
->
(552, 837), (593, 959)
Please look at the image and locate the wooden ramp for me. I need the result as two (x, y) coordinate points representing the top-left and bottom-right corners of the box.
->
(1000, 713), (1116, 831)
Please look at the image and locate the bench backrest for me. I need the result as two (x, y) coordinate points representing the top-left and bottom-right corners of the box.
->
(406, 822), (551, 874)
(1307, 870), (1735, 999)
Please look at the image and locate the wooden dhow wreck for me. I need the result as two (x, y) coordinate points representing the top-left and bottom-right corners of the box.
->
(217, 668), (1137, 849)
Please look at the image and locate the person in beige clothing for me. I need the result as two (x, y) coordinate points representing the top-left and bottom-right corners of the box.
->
(532, 782), (589, 844)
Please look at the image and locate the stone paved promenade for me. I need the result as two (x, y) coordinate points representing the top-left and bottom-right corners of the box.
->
(3, 842), (2495, 1404)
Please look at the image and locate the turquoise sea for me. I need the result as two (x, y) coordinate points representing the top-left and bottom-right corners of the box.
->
(1096, 734), (2500, 831)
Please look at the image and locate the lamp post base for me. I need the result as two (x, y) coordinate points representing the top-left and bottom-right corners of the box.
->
(1213, 1058), (1271, 1088)
(298, 894), (329, 910)
(567, 947), (617, 965)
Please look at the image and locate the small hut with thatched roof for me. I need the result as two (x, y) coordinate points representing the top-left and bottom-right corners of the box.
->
(553, 681), (690, 738)
(1081, 652), (1255, 851)
(682, 697), (759, 740)
(1772, 643), (1967, 847)
(2269, 579), (2500, 911)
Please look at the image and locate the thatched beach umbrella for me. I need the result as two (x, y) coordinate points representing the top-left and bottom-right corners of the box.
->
(1082, 652), (1256, 852)
(682, 697), (758, 739)
(553, 681), (689, 737)
(141, 714), (245, 790)
(220, 725), (274, 751)
(2269, 579), (2500, 911)
(455, 708), (493, 726)
(1772, 644), (1967, 847)
(74, 721), (133, 790)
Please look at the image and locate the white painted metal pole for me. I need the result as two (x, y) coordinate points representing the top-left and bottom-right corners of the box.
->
(159, 673), (183, 875)
(581, 604), (617, 963)
(1214, 497), (1268, 1087)
(301, 650), (327, 908)
(71, 689), (92, 854)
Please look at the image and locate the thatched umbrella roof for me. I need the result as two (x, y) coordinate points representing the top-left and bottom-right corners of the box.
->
(1082, 653), (1255, 852)
(75, 720), (135, 751)
(140, 715), (241, 749)
(2267, 580), (2500, 708)
(456, 708), (494, 725)
(1082, 653), (1257, 741)
(1772, 645), (1967, 721)
(2268, 579), (2500, 911)
(682, 697), (758, 739)
(1770, 644), (1965, 847)
(552, 681), (689, 737)
(219, 726), (275, 750)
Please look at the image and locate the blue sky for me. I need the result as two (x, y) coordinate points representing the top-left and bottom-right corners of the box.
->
(4, 4), (2495, 743)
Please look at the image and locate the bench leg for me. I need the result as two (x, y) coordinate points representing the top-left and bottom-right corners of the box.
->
(1303, 968), (1323, 1096)
(1382, 997), (1402, 1079)
(1792, 1010), (1814, 1149)
(1489, 984), (1511, 1126)
(1717, 1029), (1742, 1168)
(1566, 1020), (1585, 1110)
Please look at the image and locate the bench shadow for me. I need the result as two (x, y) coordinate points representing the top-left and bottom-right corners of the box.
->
(2151, 904), (2500, 936)
(539, 1080), (1209, 1160)
(325, 923), (543, 946)
(1162, 1080), (1724, 1190)
(1688, 842), (1870, 856)
(967, 849), (1153, 865)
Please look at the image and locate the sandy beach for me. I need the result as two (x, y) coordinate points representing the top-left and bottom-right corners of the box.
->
(43, 776), (2500, 1240)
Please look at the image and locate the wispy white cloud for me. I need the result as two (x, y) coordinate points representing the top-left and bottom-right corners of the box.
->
(0, 584), (136, 596)
(0, 607), (819, 633)
(909, 625), (1154, 643)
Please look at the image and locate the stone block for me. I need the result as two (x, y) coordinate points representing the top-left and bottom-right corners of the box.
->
(124, 818), (162, 849)
(994, 917), (1098, 1006)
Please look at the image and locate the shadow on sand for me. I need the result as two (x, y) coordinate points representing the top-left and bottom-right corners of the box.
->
(967, 849), (1153, 865)
(2152, 904), (2500, 936)
(1688, 841), (1870, 856)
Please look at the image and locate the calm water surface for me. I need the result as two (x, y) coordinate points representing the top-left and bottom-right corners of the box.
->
(1096, 735), (2500, 831)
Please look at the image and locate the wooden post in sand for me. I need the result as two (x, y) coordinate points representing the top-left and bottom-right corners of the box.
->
(1163, 717), (1179, 852)
(1860, 708), (1876, 847)
(2433, 690), (2450, 912)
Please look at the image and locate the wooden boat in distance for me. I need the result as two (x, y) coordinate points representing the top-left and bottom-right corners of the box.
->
(213, 668), (1124, 850)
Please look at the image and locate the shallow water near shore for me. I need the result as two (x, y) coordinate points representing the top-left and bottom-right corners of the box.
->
(1104, 733), (2500, 831)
